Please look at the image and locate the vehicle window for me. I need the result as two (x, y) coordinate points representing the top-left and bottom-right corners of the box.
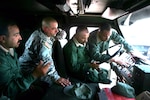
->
(117, 5), (150, 61)
(69, 26), (98, 39)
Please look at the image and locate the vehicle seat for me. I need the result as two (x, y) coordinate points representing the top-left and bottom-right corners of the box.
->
(52, 29), (68, 78)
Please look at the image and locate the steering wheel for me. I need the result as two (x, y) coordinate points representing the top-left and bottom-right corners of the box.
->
(106, 44), (122, 60)
(95, 44), (123, 63)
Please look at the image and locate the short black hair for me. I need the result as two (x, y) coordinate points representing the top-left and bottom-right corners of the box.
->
(99, 22), (111, 31)
(0, 18), (17, 36)
(76, 25), (88, 34)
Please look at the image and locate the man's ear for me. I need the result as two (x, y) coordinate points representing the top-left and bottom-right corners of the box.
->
(42, 26), (48, 33)
(0, 35), (6, 43)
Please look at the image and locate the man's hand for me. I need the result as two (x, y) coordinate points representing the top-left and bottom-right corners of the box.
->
(115, 59), (130, 67)
(56, 77), (71, 87)
(90, 63), (99, 69)
(111, 57), (131, 67)
(90, 60), (100, 69)
(32, 60), (50, 78)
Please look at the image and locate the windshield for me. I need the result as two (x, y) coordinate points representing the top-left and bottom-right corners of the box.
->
(117, 5), (150, 61)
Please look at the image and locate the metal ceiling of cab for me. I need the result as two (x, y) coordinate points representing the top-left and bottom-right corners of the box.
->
(0, 0), (150, 18)
(36, 0), (150, 15)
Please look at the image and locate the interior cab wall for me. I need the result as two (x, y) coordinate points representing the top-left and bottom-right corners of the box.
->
(1, 13), (68, 29)
(1, 13), (120, 57)
(1, 12), (117, 36)
(65, 16), (117, 39)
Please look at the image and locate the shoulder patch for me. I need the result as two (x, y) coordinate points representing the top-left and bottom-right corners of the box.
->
(44, 42), (51, 49)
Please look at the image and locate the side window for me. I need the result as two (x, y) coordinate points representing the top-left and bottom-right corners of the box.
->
(117, 5), (150, 61)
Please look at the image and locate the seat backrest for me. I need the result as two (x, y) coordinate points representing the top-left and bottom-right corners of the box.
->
(52, 40), (68, 78)
(52, 29), (68, 78)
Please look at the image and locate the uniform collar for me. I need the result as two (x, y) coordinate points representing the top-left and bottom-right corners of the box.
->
(96, 31), (102, 43)
(73, 37), (86, 47)
(0, 45), (14, 56)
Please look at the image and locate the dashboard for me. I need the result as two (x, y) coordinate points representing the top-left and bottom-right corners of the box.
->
(111, 52), (150, 95)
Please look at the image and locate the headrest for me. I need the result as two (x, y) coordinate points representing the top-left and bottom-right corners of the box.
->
(56, 28), (67, 39)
